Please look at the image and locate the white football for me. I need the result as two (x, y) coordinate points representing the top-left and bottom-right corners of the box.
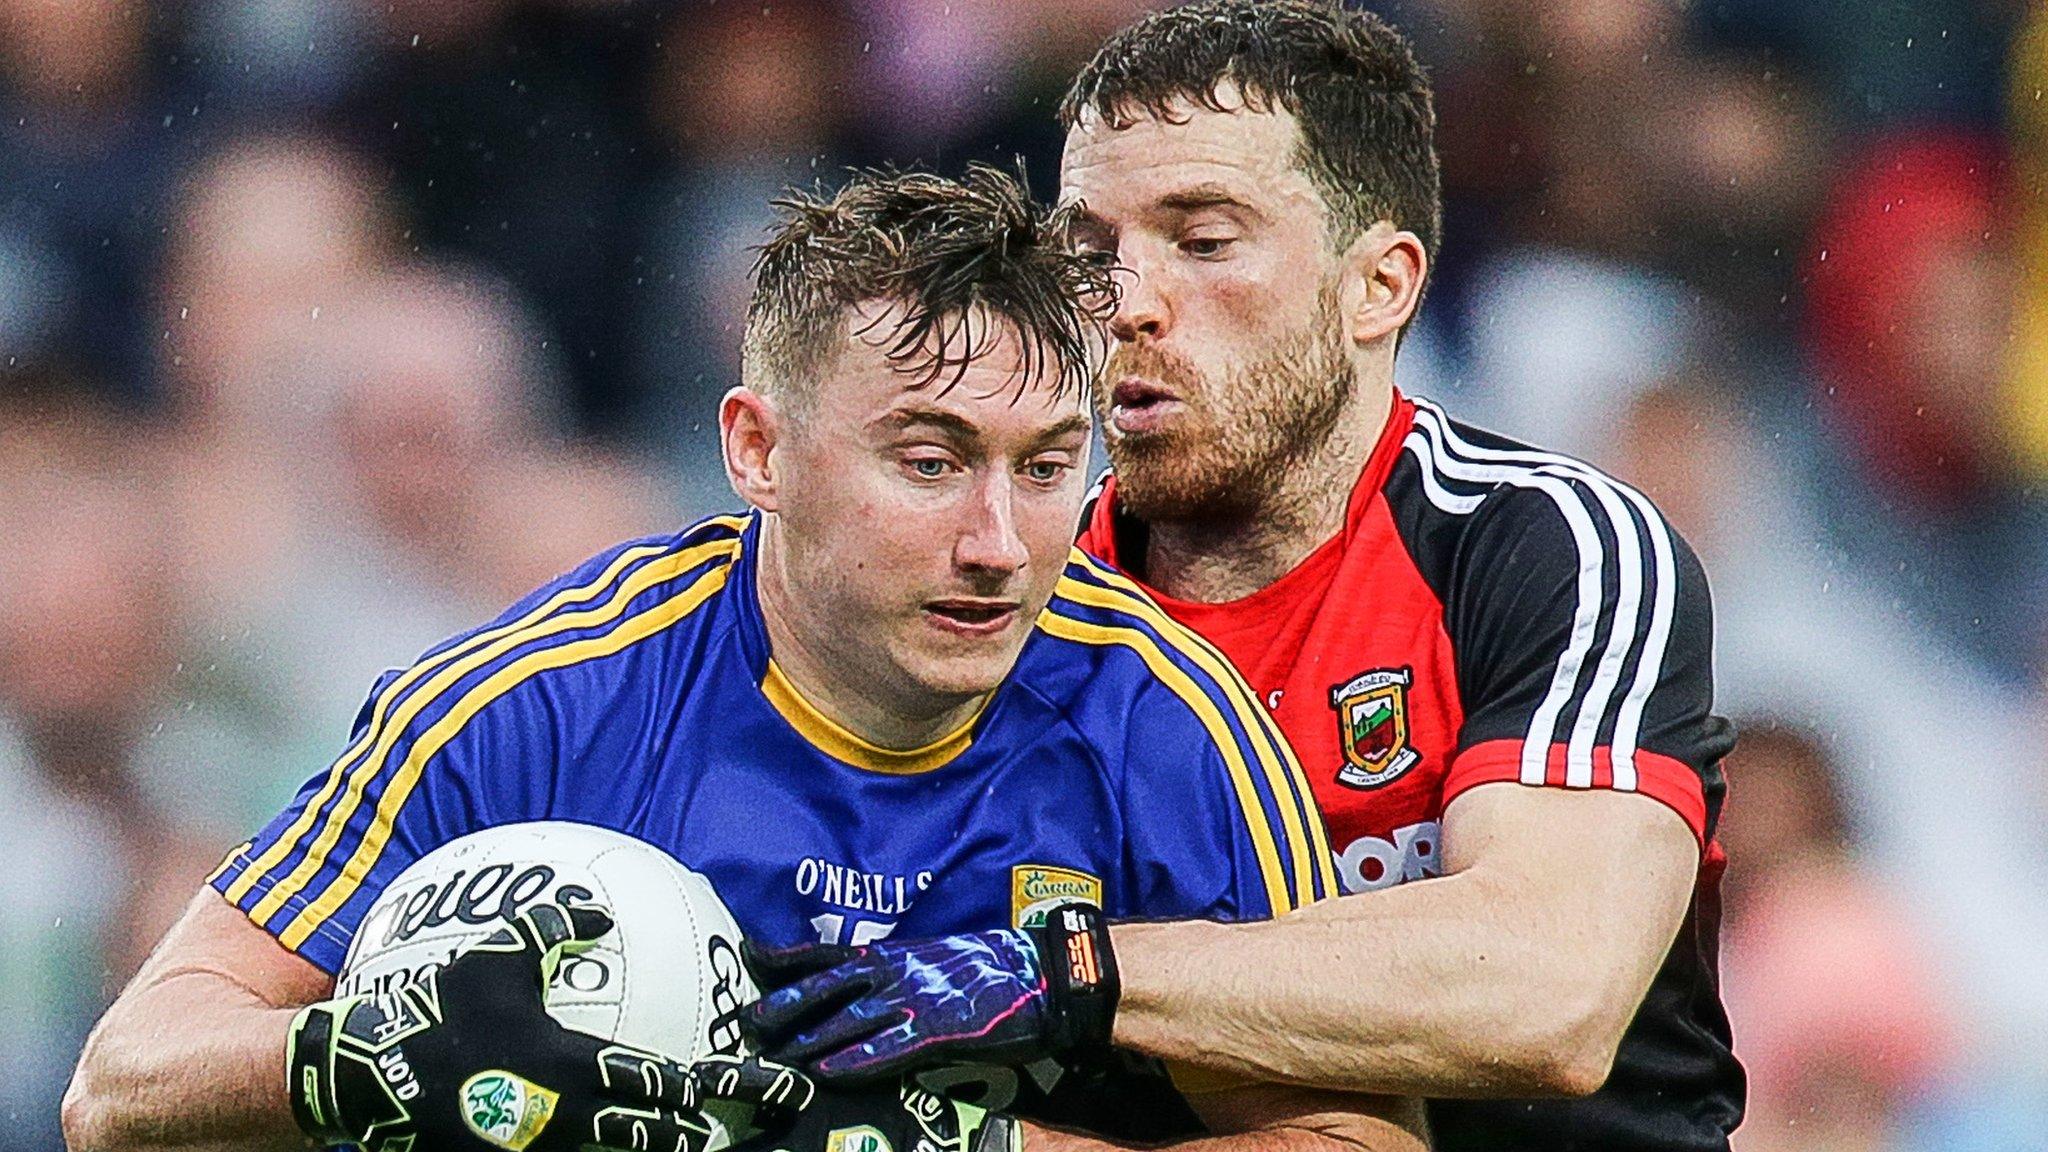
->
(339, 821), (756, 1067)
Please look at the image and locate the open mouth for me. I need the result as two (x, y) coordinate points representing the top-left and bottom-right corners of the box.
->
(1109, 377), (1184, 435)
(924, 599), (1021, 637)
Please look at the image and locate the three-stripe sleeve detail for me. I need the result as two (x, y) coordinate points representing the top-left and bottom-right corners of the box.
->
(1405, 401), (1679, 792)
(224, 519), (744, 941)
(275, 552), (738, 949)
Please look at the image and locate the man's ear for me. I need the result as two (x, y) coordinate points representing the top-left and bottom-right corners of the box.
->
(721, 386), (785, 512)
(1340, 222), (1428, 347)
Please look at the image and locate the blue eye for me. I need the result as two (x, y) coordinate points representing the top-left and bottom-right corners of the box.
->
(910, 459), (950, 479)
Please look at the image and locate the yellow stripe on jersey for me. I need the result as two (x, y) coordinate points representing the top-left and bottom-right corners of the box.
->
(761, 660), (985, 775)
(1036, 609), (1296, 916)
(1069, 554), (1336, 898)
(1059, 554), (1338, 902)
(278, 555), (738, 950)
(207, 841), (252, 887)
(245, 534), (743, 925)
(1051, 573), (1319, 903)
(224, 519), (743, 906)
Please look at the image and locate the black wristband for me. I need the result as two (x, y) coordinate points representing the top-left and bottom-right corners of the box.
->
(1031, 903), (1120, 1053)
(285, 999), (358, 1145)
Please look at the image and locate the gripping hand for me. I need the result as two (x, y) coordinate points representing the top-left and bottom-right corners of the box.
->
(287, 902), (815, 1151)
(738, 1080), (1019, 1152)
(743, 903), (1117, 1082)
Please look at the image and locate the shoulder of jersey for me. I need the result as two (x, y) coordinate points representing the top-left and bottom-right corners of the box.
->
(1028, 548), (1265, 724)
(463, 511), (752, 695)
(537, 512), (749, 629)
(1389, 396), (1690, 572)
(205, 513), (754, 957)
(1033, 548), (1339, 913)
(1397, 397), (1627, 507)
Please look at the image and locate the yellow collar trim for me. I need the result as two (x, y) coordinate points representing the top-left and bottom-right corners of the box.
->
(760, 660), (984, 775)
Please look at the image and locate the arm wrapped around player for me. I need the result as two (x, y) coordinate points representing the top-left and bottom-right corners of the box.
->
(742, 903), (1119, 1082)
(288, 901), (815, 1152)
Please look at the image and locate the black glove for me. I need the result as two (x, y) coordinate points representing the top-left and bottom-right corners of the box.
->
(287, 902), (815, 1152)
(743, 902), (1119, 1082)
(734, 1079), (1020, 1152)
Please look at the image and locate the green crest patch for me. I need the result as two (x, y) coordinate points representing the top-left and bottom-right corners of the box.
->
(825, 1125), (894, 1152)
(460, 1070), (559, 1151)
(1328, 667), (1421, 789)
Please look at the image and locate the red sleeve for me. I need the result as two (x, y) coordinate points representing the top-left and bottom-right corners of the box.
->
(1444, 742), (1709, 846)
(1076, 472), (1120, 561)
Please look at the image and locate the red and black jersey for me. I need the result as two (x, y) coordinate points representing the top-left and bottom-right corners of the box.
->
(1080, 390), (1742, 1152)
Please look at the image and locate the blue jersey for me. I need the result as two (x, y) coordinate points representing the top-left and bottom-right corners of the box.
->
(212, 512), (1334, 977)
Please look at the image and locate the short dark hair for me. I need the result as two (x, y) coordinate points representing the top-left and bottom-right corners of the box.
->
(745, 165), (1117, 408)
(1061, 0), (1441, 262)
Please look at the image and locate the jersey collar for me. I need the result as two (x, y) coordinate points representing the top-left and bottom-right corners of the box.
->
(759, 659), (985, 775)
(731, 511), (983, 776)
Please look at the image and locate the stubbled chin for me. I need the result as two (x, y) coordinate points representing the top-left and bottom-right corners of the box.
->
(1105, 444), (1225, 521)
(892, 622), (1022, 693)
(910, 657), (1015, 701)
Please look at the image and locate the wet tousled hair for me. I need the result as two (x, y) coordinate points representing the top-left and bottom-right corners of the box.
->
(1061, 0), (1441, 263)
(744, 164), (1117, 411)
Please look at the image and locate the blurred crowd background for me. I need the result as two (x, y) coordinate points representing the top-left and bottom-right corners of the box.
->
(3, 0), (2046, 1148)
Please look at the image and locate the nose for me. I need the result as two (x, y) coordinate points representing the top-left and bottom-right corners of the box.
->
(954, 473), (1029, 581)
(1108, 258), (1169, 345)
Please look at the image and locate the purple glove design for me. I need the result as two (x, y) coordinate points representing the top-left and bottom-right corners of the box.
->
(742, 904), (1119, 1083)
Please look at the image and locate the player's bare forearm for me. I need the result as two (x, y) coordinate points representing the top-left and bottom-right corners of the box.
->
(1109, 786), (1699, 1098)
(65, 979), (304, 1152)
(63, 891), (329, 1152)
(1022, 1123), (1411, 1152)
(1110, 884), (1553, 1096)
(1021, 1084), (1427, 1152)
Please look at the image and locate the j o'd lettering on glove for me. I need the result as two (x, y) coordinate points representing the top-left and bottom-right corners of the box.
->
(460, 1070), (560, 1151)
(376, 1049), (422, 1101)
